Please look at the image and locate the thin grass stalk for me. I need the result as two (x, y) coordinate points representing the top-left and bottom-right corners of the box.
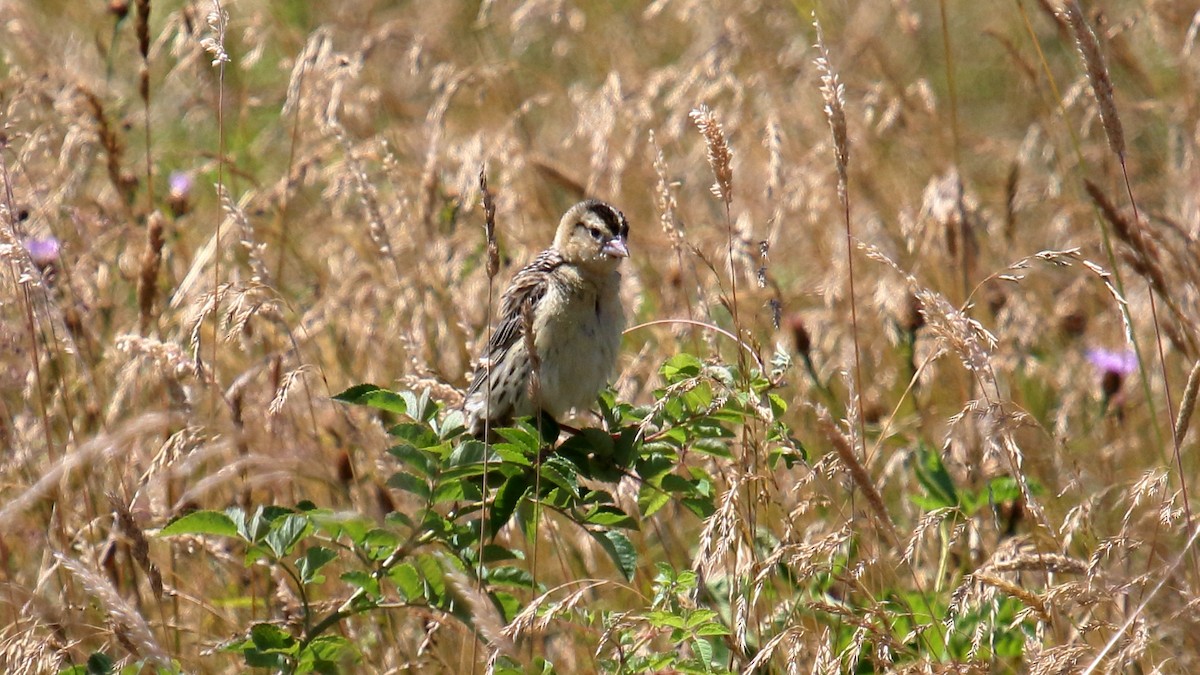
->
(136, 0), (153, 212)
(0, 140), (56, 463)
(1013, 0), (1165, 464)
(1064, 0), (1193, 566)
(202, 0), (230, 417)
(813, 16), (866, 461)
(690, 104), (780, 656)
(474, 166), (498, 672)
(275, 40), (314, 289)
(936, 0), (969, 301)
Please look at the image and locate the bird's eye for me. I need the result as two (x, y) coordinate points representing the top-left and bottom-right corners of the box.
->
(589, 228), (604, 241)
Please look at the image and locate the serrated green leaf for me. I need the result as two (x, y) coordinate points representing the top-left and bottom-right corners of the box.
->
(487, 565), (535, 588)
(694, 622), (730, 637)
(249, 623), (294, 652)
(159, 510), (238, 538)
(387, 443), (434, 476)
(538, 460), (579, 499)
(490, 473), (530, 536)
(644, 610), (686, 629)
(415, 554), (446, 602)
(692, 633), (715, 665)
(298, 546), (337, 584)
(585, 504), (637, 529)
(301, 634), (357, 667)
(387, 471), (431, 500)
(495, 425), (540, 454)
(340, 570), (380, 597)
(638, 485), (671, 517)
(691, 437), (733, 459)
(388, 562), (421, 600)
(266, 514), (311, 558)
(591, 529), (637, 580)
(661, 353), (703, 383)
(333, 384), (407, 415)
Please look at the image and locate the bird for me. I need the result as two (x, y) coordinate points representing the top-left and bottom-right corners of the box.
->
(464, 199), (629, 438)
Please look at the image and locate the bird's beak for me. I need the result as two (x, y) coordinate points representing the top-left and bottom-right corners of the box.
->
(602, 236), (629, 258)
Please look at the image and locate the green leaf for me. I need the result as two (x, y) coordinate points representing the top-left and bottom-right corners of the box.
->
(645, 609), (686, 629)
(691, 633), (715, 666)
(387, 443), (435, 476)
(490, 473), (531, 536)
(249, 623), (295, 653)
(591, 529), (637, 580)
(387, 471), (431, 501)
(913, 445), (958, 510)
(388, 562), (422, 601)
(415, 554), (446, 603)
(638, 485), (671, 517)
(341, 570), (381, 598)
(661, 353), (703, 383)
(333, 384), (407, 415)
(86, 652), (114, 675)
(585, 504), (637, 529)
(298, 546), (337, 584)
(299, 635), (357, 672)
(159, 510), (238, 538)
(691, 437), (733, 459)
(538, 458), (579, 499)
(266, 514), (311, 558)
(488, 565), (535, 588)
(695, 622), (731, 637)
(496, 424), (541, 454)
(636, 454), (675, 484)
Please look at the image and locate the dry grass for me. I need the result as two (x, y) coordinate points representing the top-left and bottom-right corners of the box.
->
(2, 0), (1199, 671)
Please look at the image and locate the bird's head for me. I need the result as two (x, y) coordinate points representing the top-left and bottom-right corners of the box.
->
(553, 200), (629, 272)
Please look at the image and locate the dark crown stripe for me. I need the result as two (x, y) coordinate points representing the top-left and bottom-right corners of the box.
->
(583, 200), (626, 237)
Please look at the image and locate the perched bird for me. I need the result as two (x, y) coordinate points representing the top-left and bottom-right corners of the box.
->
(464, 199), (629, 437)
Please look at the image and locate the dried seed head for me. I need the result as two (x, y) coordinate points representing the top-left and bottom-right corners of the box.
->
(813, 14), (850, 197)
(1063, 0), (1125, 159)
(479, 166), (499, 279)
(689, 105), (733, 205)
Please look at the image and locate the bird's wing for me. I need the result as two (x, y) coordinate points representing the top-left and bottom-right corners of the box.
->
(467, 249), (563, 397)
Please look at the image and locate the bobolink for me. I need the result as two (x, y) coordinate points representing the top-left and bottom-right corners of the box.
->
(464, 200), (629, 437)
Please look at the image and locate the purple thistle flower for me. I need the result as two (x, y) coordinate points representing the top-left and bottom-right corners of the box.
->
(23, 237), (60, 269)
(168, 171), (192, 198)
(1086, 347), (1137, 399)
(168, 171), (193, 216)
(1086, 348), (1137, 376)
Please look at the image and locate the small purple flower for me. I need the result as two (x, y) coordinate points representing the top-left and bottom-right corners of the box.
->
(23, 237), (60, 269)
(168, 171), (193, 216)
(168, 171), (192, 198)
(1086, 348), (1137, 376)
(1087, 347), (1137, 399)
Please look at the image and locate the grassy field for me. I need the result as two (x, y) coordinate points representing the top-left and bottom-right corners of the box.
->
(2, 0), (1199, 672)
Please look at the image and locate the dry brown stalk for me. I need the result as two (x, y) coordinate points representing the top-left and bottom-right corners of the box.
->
(55, 552), (169, 664)
(108, 493), (163, 599)
(137, 211), (165, 335)
(81, 88), (136, 204)
(814, 407), (897, 544)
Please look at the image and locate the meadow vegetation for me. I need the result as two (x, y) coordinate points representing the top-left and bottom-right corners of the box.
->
(2, 0), (1199, 672)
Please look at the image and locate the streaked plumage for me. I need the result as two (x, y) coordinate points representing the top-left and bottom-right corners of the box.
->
(464, 200), (630, 437)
